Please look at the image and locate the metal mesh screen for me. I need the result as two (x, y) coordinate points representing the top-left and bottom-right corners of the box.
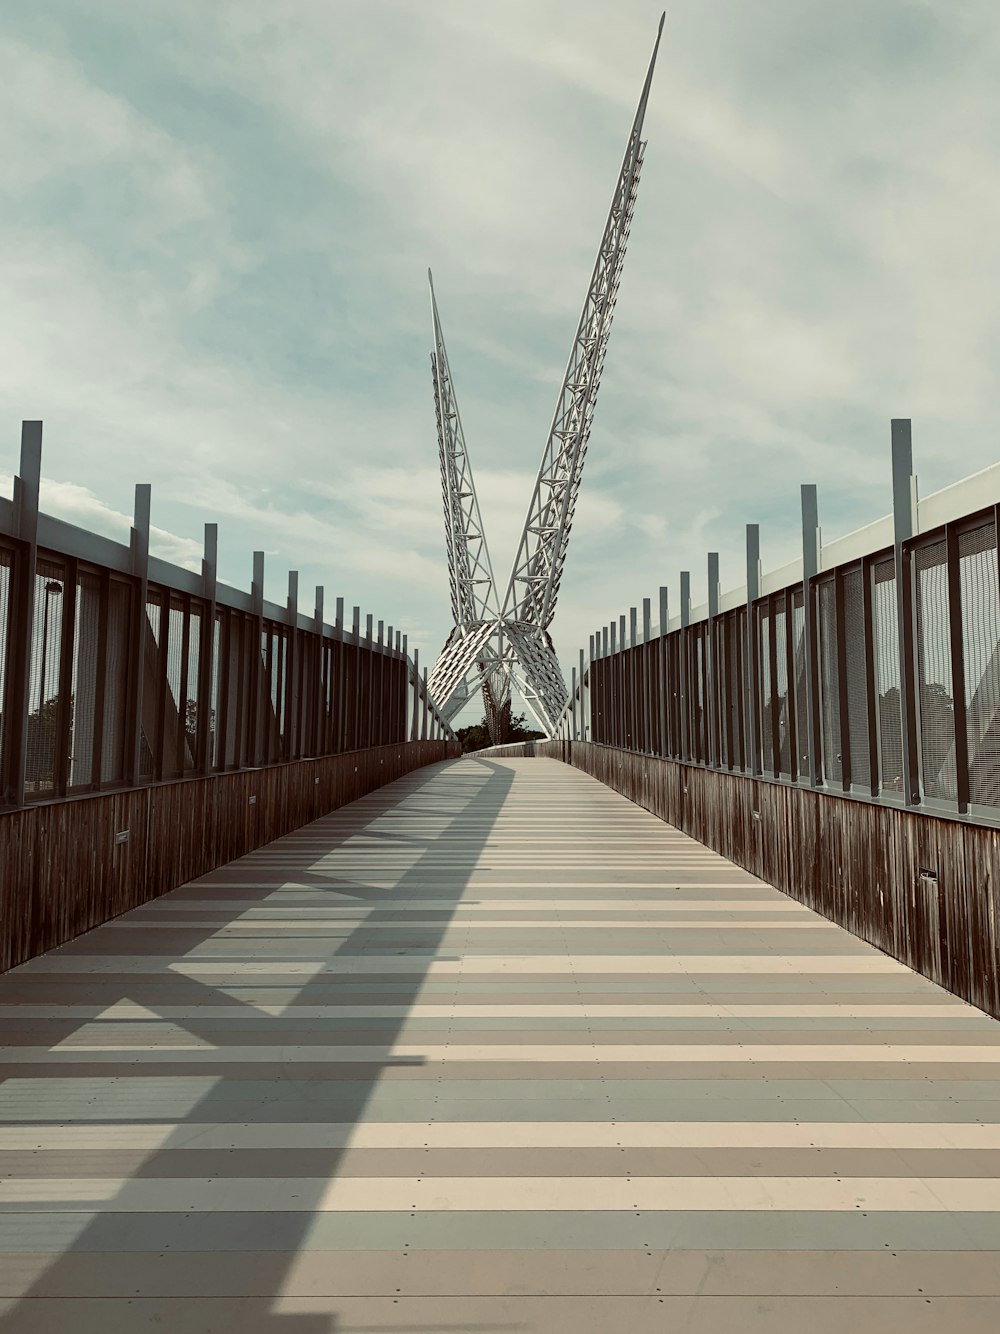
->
(773, 600), (791, 775)
(185, 607), (201, 772)
(792, 587), (808, 773)
(223, 614), (241, 769)
(0, 548), (11, 774)
(758, 604), (773, 774)
(693, 632), (705, 761)
(0, 534), (422, 800)
(735, 605), (748, 770)
(959, 520), (1000, 809)
(915, 540), (956, 801)
(25, 559), (66, 796)
(210, 613), (221, 768)
(817, 578), (842, 785)
(873, 557), (902, 795)
(101, 580), (130, 785)
(843, 567), (870, 791)
(732, 609), (746, 769)
(69, 570), (101, 789)
(272, 628), (287, 742)
(262, 625), (287, 761)
(139, 592), (162, 781)
(718, 616), (733, 767)
(162, 599), (185, 779)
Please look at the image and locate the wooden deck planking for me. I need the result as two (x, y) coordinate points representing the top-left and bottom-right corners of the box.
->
(1, 754), (999, 1331)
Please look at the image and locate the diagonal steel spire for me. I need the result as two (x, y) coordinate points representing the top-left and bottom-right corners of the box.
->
(426, 272), (512, 736)
(429, 270), (498, 627)
(501, 13), (664, 633)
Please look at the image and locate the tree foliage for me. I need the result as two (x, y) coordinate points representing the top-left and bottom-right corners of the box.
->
(455, 712), (545, 753)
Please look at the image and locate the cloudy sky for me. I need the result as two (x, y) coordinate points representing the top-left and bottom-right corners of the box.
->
(2, 0), (999, 722)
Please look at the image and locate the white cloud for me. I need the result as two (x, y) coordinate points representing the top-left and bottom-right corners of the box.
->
(2, 0), (999, 718)
(0, 472), (203, 570)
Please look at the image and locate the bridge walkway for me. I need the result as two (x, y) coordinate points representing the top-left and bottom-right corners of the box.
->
(1, 755), (1000, 1331)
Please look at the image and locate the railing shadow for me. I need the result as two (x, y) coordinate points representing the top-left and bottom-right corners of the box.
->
(0, 756), (518, 1332)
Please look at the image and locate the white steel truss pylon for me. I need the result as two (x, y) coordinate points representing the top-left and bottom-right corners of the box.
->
(427, 15), (664, 741)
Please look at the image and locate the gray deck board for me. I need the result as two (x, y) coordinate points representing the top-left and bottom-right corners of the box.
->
(2, 755), (999, 1329)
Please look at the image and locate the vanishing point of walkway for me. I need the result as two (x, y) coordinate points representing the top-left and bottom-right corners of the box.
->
(2, 756), (1000, 1331)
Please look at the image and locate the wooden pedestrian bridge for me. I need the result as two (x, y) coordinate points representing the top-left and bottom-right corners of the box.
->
(3, 422), (1000, 1330)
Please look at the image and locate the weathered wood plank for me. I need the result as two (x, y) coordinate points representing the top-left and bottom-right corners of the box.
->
(493, 741), (1000, 1021)
(0, 741), (459, 973)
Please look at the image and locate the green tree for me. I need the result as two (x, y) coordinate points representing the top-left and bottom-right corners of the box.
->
(25, 694), (74, 791)
(455, 712), (545, 754)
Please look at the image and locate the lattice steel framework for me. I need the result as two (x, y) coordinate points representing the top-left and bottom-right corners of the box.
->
(426, 15), (664, 740)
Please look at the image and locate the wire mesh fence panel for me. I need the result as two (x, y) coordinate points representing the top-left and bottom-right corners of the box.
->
(25, 559), (67, 797)
(101, 580), (130, 786)
(873, 557), (902, 795)
(69, 570), (101, 789)
(638, 642), (650, 750)
(556, 510), (1000, 829)
(723, 611), (740, 769)
(716, 618), (729, 767)
(724, 612), (739, 769)
(915, 539), (956, 802)
(258, 627), (277, 764)
(817, 578), (842, 786)
(671, 633), (682, 757)
(628, 646), (640, 752)
(0, 523), (434, 805)
(220, 611), (246, 770)
(692, 631), (706, 762)
(140, 591), (163, 782)
(0, 548), (12, 776)
(271, 626), (288, 756)
(792, 587), (808, 776)
(735, 605), (748, 771)
(708, 624), (722, 766)
(843, 566), (870, 793)
(959, 519), (1000, 810)
(209, 612), (222, 769)
(184, 606), (201, 773)
(162, 596), (187, 780)
(758, 604), (773, 775)
(300, 635), (319, 757)
(773, 599), (791, 776)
